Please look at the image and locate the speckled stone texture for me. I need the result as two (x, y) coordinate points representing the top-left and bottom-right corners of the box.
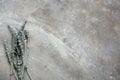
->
(0, 0), (120, 80)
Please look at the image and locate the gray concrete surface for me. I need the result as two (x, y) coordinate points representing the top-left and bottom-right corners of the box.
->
(0, 0), (120, 80)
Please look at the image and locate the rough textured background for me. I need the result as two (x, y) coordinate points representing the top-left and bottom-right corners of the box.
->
(0, 0), (120, 80)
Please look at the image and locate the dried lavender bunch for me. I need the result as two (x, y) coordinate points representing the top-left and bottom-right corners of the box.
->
(3, 21), (31, 80)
